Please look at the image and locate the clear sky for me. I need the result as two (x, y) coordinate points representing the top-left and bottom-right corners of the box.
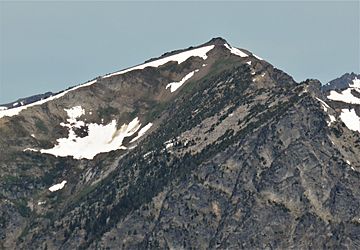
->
(0, 1), (359, 104)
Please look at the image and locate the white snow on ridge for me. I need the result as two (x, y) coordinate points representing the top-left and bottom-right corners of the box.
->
(130, 122), (153, 143)
(339, 108), (360, 133)
(49, 180), (67, 192)
(224, 43), (248, 58)
(166, 69), (199, 92)
(315, 97), (336, 126)
(103, 45), (215, 79)
(0, 44), (215, 119)
(0, 80), (97, 119)
(253, 54), (263, 60)
(328, 88), (360, 104)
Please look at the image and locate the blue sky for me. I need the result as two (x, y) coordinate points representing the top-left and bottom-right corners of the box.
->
(0, 1), (359, 103)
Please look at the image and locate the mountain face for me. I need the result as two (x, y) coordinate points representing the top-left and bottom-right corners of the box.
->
(0, 38), (359, 249)
(322, 72), (360, 91)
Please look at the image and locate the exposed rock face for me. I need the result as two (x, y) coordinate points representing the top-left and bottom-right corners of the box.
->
(0, 38), (359, 249)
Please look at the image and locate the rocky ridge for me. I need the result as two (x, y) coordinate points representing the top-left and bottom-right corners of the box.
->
(0, 38), (359, 249)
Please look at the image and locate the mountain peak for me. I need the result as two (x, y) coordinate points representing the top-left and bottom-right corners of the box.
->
(206, 37), (228, 45)
(1, 38), (360, 249)
(322, 72), (360, 91)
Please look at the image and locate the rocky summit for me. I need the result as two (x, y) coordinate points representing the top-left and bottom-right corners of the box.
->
(0, 38), (359, 249)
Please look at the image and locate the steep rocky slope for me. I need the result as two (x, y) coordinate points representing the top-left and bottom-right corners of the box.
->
(0, 38), (359, 249)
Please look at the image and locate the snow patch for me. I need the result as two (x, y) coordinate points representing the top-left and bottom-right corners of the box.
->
(65, 106), (85, 121)
(164, 139), (175, 149)
(246, 61), (251, 65)
(103, 45), (214, 79)
(25, 106), (151, 159)
(166, 69), (199, 92)
(339, 109), (360, 133)
(165, 142), (174, 149)
(143, 151), (153, 158)
(315, 97), (330, 112)
(224, 43), (248, 57)
(24, 148), (38, 152)
(328, 88), (360, 104)
(49, 180), (67, 192)
(39, 117), (140, 159)
(0, 106), (7, 111)
(130, 123), (153, 143)
(328, 115), (336, 125)
(315, 98), (335, 126)
(346, 160), (351, 165)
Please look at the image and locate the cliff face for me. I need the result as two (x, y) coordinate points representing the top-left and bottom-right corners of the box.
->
(0, 38), (359, 249)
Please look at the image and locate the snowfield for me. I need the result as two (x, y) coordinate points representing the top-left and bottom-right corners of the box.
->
(328, 88), (360, 104)
(25, 106), (153, 160)
(327, 78), (360, 104)
(339, 108), (360, 133)
(166, 69), (199, 92)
